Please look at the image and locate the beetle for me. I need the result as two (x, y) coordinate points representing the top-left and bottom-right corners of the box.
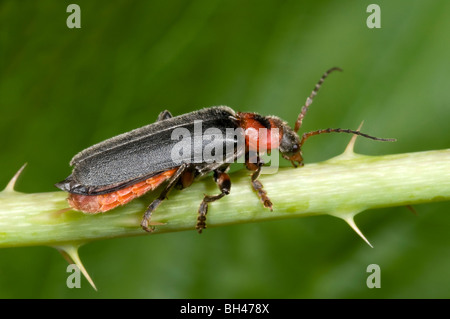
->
(56, 67), (395, 233)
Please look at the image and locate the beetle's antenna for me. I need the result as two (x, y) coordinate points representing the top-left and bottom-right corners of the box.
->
(294, 67), (342, 133)
(299, 128), (396, 148)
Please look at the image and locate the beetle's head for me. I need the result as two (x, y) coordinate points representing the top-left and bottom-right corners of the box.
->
(268, 117), (303, 167)
(279, 124), (303, 167)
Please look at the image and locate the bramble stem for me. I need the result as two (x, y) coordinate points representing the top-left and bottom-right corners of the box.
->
(0, 149), (449, 248)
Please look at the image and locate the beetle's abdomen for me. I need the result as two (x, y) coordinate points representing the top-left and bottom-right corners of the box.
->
(68, 168), (177, 213)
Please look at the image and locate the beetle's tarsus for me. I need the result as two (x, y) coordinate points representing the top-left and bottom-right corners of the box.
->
(196, 168), (231, 233)
(247, 158), (273, 211)
(196, 193), (227, 233)
(252, 179), (273, 211)
(140, 164), (189, 232)
(196, 201), (208, 233)
(140, 219), (155, 233)
(141, 198), (161, 232)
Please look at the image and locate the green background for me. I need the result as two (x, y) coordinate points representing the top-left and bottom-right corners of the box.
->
(0, 0), (449, 298)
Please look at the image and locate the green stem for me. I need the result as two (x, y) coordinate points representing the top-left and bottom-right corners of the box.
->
(1, 149), (449, 248)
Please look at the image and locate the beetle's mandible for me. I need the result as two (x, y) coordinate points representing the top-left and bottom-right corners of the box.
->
(56, 68), (395, 233)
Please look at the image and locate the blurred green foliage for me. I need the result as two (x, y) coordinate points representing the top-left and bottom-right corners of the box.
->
(0, 0), (449, 298)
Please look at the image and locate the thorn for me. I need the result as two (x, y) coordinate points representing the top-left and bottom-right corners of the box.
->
(330, 211), (373, 248)
(58, 248), (74, 264)
(344, 216), (373, 248)
(406, 205), (418, 216)
(55, 244), (97, 291)
(343, 121), (364, 155)
(4, 163), (27, 192)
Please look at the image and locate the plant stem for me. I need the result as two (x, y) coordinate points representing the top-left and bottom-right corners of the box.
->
(1, 149), (449, 248)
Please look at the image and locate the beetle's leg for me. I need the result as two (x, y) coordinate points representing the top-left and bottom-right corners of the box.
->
(176, 166), (196, 190)
(156, 110), (173, 122)
(246, 152), (273, 211)
(196, 166), (231, 234)
(141, 164), (187, 232)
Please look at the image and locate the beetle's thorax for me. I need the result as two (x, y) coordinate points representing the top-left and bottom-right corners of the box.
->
(237, 112), (303, 165)
(236, 112), (284, 153)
